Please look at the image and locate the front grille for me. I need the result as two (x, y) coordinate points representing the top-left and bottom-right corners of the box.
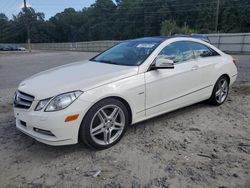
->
(14, 91), (34, 109)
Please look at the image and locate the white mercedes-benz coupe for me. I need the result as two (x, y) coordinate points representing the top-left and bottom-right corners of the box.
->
(13, 37), (237, 149)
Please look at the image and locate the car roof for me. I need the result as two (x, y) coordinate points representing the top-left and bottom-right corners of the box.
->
(129, 35), (210, 44)
(128, 37), (167, 43)
(171, 34), (210, 43)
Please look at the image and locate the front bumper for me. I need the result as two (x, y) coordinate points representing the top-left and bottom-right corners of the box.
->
(14, 98), (93, 146)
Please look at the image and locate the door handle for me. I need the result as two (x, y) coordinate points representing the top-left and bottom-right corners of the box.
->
(191, 65), (199, 70)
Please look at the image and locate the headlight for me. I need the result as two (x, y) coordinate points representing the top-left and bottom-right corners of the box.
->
(35, 98), (51, 111)
(45, 91), (82, 112)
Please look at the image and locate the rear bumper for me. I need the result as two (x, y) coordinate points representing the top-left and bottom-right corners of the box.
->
(14, 98), (93, 146)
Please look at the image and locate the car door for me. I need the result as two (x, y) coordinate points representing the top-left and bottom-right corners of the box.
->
(145, 41), (202, 118)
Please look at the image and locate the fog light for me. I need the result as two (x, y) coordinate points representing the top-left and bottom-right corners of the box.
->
(33, 127), (55, 136)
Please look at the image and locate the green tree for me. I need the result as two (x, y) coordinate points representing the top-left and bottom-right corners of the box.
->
(0, 0), (250, 43)
(160, 20), (195, 36)
(0, 13), (8, 42)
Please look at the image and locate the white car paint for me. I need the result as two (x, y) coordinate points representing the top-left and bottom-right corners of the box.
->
(19, 61), (139, 100)
(13, 37), (237, 146)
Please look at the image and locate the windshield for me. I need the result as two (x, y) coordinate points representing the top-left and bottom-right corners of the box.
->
(91, 40), (161, 66)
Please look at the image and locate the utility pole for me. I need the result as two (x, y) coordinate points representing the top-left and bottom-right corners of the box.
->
(215, 0), (220, 32)
(23, 0), (31, 52)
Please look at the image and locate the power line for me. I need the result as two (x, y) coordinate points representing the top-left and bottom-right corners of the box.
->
(2, 1), (249, 20)
(33, 4), (250, 19)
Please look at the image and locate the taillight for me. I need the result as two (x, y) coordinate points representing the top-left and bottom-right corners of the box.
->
(232, 58), (237, 65)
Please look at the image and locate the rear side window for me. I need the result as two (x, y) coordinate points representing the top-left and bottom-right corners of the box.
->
(189, 42), (219, 58)
(158, 41), (195, 63)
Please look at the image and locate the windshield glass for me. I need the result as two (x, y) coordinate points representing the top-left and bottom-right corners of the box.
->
(91, 40), (161, 66)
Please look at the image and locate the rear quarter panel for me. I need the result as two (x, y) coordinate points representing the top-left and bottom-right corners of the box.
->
(212, 54), (237, 86)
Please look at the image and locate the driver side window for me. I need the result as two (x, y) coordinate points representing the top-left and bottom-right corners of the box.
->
(158, 41), (195, 63)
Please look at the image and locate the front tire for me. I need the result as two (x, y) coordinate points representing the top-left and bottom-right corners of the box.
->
(79, 98), (129, 150)
(209, 76), (229, 106)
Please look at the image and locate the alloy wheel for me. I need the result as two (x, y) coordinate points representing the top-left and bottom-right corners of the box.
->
(215, 78), (229, 104)
(90, 105), (125, 146)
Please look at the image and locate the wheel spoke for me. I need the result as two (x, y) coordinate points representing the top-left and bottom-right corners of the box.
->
(92, 127), (105, 136)
(112, 126), (123, 131)
(215, 89), (221, 97)
(114, 121), (124, 127)
(104, 130), (111, 144)
(221, 80), (226, 89)
(91, 123), (104, 134)
(110, 107), (120, 120)
(218, 92), (223, 102)
(98, 110), (108, 123)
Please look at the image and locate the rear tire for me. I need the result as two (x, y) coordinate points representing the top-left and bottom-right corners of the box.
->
(209, 76), (229, 106)
(79, 98), (129, 150)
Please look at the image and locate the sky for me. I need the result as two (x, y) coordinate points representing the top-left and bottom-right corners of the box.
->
(0, 0), (96, 20)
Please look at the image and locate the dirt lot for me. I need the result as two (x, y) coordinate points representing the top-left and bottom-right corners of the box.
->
(0, 51), (249, 188)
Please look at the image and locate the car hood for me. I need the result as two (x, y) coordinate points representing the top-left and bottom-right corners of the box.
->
(18, 60), (138, 100)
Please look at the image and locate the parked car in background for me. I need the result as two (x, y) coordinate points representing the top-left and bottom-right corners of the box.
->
(17, 46), (26, 51)
(0, 45), (12, 51)
(10, 45), (19, 51)
(13, 36), (237, 149)
(0, 44), (26, 51)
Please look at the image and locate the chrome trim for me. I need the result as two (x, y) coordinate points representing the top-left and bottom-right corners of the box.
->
(16, 100), (30, 107)
(18, 92), (34, 102)
(14, 91), (34, 109)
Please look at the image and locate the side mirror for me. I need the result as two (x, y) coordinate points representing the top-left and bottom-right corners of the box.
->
(151, 58), (174, 70)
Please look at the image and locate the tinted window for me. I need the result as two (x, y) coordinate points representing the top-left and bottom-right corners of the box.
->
(91, 40), (161, 66)
(189, 42), (219, 58)
(158, 41), (195, 63)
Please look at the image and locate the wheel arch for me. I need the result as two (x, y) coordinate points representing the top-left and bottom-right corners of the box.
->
(208, 73), (231, 106)
(211, 73), (231, 96)
(109, 96), (133, 124)
(220, 74), (230, 84)
(78, 95), (133, 132)
(78, 95), (133, 144)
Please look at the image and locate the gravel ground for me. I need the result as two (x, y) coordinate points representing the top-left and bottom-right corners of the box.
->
(0, 51), (249, 188)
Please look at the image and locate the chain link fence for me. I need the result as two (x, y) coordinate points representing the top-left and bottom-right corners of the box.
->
(207, 33), (250, 54)
(1, 33), (250, 54)
(28, 40), (120, 52)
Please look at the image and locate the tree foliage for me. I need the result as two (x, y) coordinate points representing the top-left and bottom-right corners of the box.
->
(0, 0), (249, 43)
(160, 20), (196, 36)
